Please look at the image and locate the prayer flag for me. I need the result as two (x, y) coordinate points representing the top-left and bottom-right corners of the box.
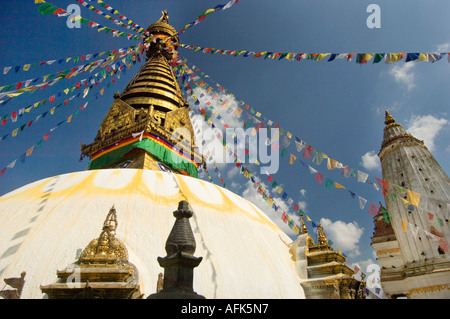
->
(358, 196), (367, 209)
(407, 190), (420, 207)
(401, 219), (407, 232)
(289, 153), (297, 165)
(325, 178), (334, 189)
(312, 150), (324, 165)
(357, 170), (368, 183)
(303, 145), (313, 159)
(315, 172), (324, 184)
(368, 203), (379, 216)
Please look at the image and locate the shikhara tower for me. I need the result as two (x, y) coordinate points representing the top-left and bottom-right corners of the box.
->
(371, 111), (450, 298)
(80, 11), (202, 177)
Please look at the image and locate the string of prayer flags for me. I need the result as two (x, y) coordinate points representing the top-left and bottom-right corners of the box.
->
(0, 62), (128, 143)
(179, 43), (450, 65)
(34, 0), (145, 40)
(189, 96), (354, 255)
(0, 48), (140, 103)
(177, 0), (240, 36)
(0, 53), (137, 124)
(78, 0), (149, 36)
(1, 44), (140, 76)
(178, 59), (450, 233)
(1, 56), (127, 175)
(177, 58), (448, 211)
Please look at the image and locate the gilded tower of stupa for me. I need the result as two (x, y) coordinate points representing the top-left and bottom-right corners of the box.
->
(371, 111), (450, 298)
(80, 11), (202, 177)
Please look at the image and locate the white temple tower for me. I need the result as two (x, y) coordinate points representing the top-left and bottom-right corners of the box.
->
(372, 111), (450, 298)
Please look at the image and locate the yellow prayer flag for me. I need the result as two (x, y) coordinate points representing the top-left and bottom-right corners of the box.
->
(317, 53), (331, 61)
(287, 132), (292, 139)
(306, 215), (312, 222)
(255, 112), (261, 117)
(363, 53), (375, 62)
(289, 154), (297, 165)
(407, 190), (421, 207)
(402, 219), (407, 232)
(64, 88), (69, 95)
(25, 107), (32, 113)
(417, 53), (428, 62)
(335, 182), (346, 189)
(286, 53), (295, 61)
(34, 0), (46, 3)
(385, 53), (405, 63)
(50, 107), (55, 115)
(23, 64), (31, 71)
(67, 115), (72, 123)
(327, 157), (338, 170)
(400, 197), (409, 204)
(33, 102), (40, 108)
(277, 186), (283, 194)
(26, 145), (34, 156)
(7, 92), (25, 98)
(12, 128), (19, 137)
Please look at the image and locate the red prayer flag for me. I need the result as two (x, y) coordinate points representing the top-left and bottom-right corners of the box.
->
(428, 212), (434, 220)
(49, 95), (55, 103)
(315, 172), (324, 184)
(368, 203), (379, 216)
(43, 133), (50, 140)
(16, 82), (23, 90)
(293, 204), (300, 211)
(53, 8), (65, 15)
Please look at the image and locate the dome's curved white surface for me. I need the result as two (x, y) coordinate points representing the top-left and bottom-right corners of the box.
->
(0, 169), (304, 299)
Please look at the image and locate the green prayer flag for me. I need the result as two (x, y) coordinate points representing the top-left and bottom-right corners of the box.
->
(326, 178), (334, 189)
(373, 53), (385, 63)
(281, 149), (287, 158)
(38, 3), (58, 16)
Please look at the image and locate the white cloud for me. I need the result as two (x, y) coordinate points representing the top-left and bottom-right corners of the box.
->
(360, 150), (381, 171)
(389, 62), (415, 91)
(436, 42), (450, 53)
(405, 114), (448, 151)
(319, 218), (364, 257)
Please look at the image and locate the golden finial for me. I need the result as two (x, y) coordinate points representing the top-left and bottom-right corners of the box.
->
(300, 213), (308, 234)
(384, 110), (396, 125)
(79, 205), (128, 263)
(317, 223), (328, 246)
(158, 10), (169, 23)
(103, 205), (118, 235)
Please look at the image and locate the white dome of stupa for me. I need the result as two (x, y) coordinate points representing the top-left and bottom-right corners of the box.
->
(0, 168), (305, 299)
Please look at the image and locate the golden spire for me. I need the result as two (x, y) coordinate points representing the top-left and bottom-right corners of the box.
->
(384, 110), (402, 131)
(316, 223), (329, 246)
(300, 213), (308, 234)
(384, 110), (396, 125)
(79, 205), (128, 264)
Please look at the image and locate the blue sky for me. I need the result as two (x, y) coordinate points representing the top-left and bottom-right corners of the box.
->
(1, 0), (449, 296)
